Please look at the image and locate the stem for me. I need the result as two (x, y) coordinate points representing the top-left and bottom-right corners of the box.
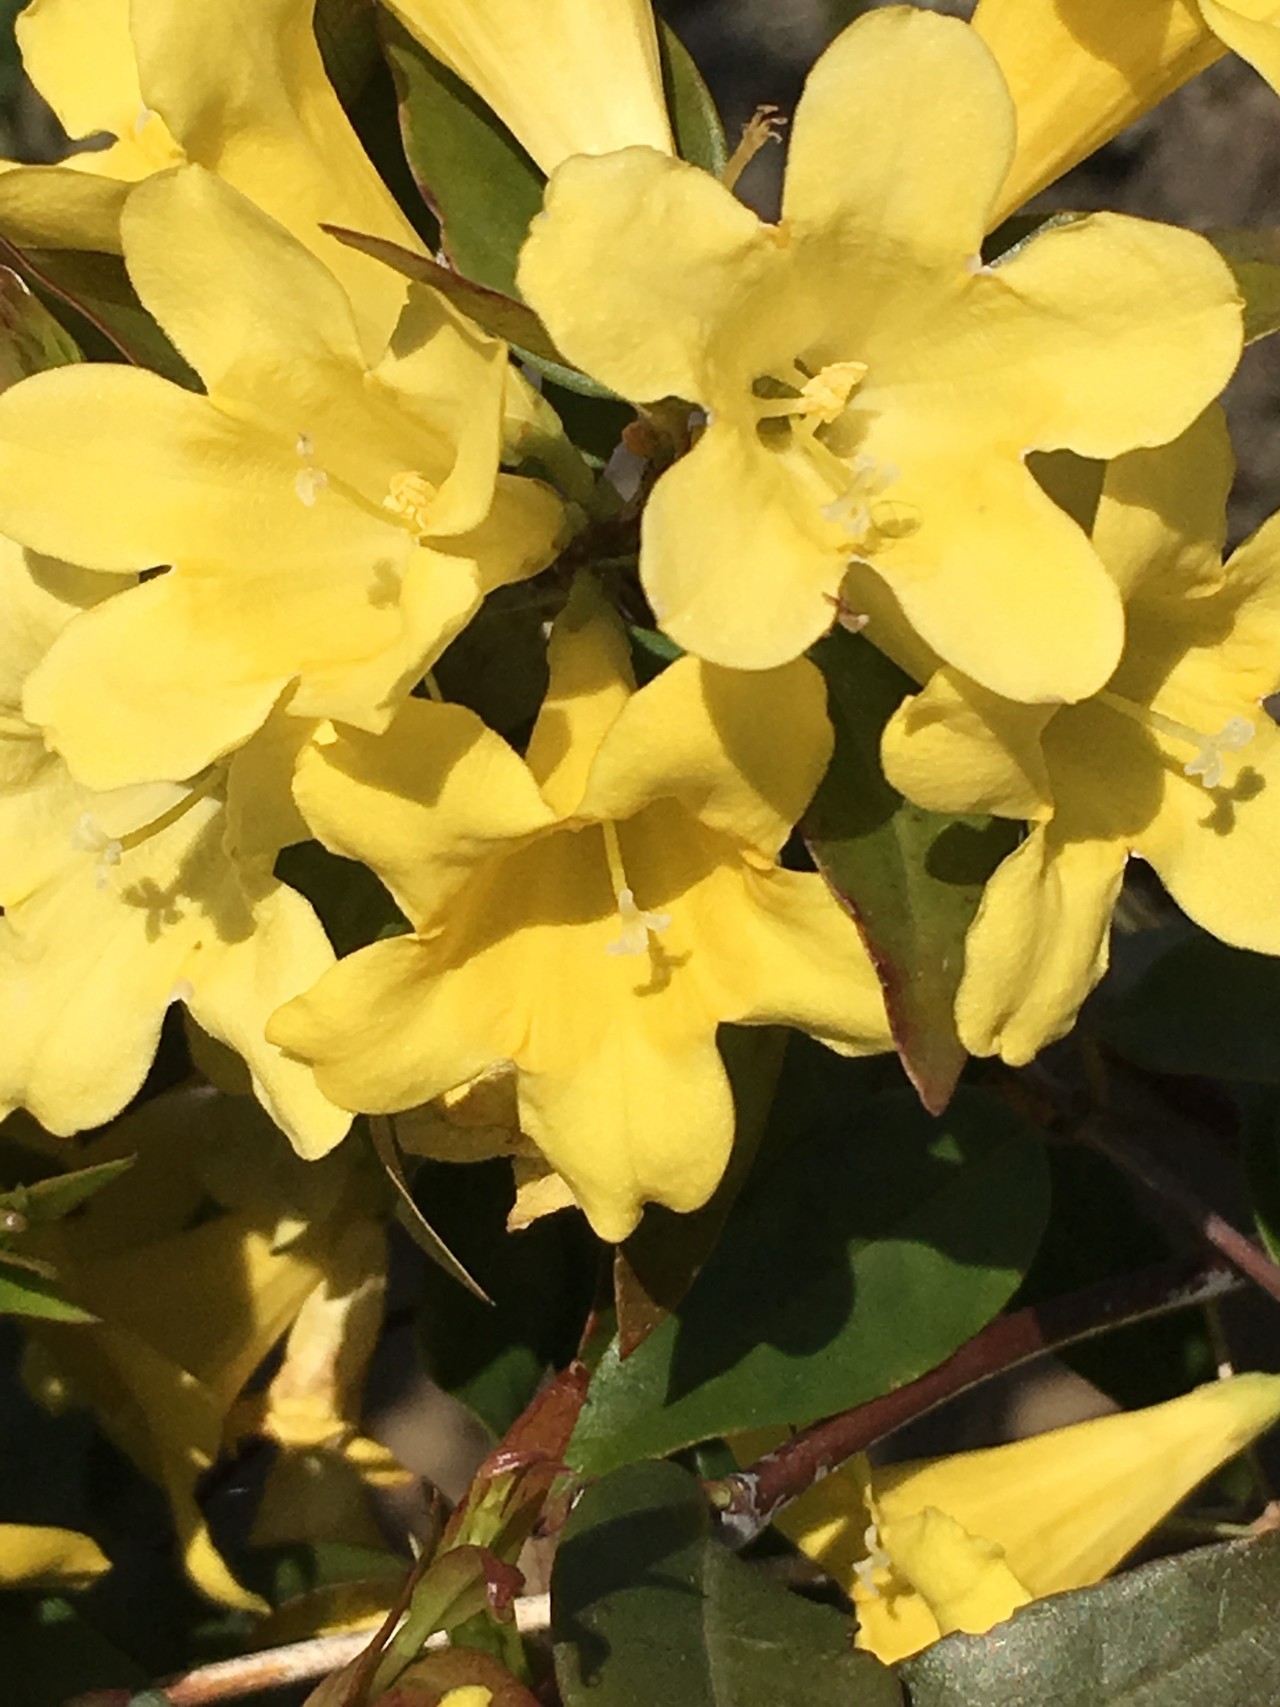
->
(1081, 1120), (1280, 1306)
(707, 1256), (1239, 1548)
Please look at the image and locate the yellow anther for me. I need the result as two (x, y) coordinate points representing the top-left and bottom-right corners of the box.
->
(601, 822), (670, 957)
(294, 466), (328, 507)
(1098, 691), (1256, 790)
(383, 471), (438, 535)
(798, 361), (869, 426)
(852, 1519), (892, 1598)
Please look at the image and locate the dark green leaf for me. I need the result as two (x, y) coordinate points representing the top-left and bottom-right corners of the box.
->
(900, 1534), (1280, 1707)
(413, 1156), (598, 1438)
(381, 12), (543, 298)
(3, 244), (197, 387)
(554, 1460), (901, 1707)
(1095, 932), (1280, 1083)
(805, 631), (1019, 1114)
(0, 1594), (149, 1707)
(659, 20), (727, 174)
(0, 265), (80, 388)
(1208, 229), (1280, 343)
(568, 1078), (1049, 1472)
(1239, 1087), (1280, 1264)
(0, 1267), (95, 1324)
(315, 0), (382, 109)
(274, 837), (408, 958)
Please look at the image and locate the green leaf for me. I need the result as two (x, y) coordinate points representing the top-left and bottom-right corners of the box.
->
(1238, 1087), (1280, 1264)
(1094, 931), (1280, 1083)
(900, 1533), (1280, 1706)
(1208, 229), (1280, 343)
(0, 265), (80, 388)
(568, 1073), (1049, 1473)
(369, 1115), (491, 1301)
(0, 1158), (134, 1228)
(0, 1265), (95, 1324)
(274, 838), (408, 958)
(1, 243), (196, 387)
(805, 631), (1019, 1114)
(380, 11), (543, 298)
(659, 20), (727, 174)
(554, 1460), (901, 1707)
(615, 1026), (787, 1356)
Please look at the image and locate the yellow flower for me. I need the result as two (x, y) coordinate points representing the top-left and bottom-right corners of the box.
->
(882, 409), (1280, 1067)
(269, 579), (892, 1243)
(384, 0), (674, 174)
(0, 165), (563, 793)
(775, 1373), (1280, 1663)
(974, 0), (1280, 225)
(517, 7), (1241, 705)
(0, 1525), (111, 1590)
(0, 536), (347, 1151)
(0, 0), (423, 352)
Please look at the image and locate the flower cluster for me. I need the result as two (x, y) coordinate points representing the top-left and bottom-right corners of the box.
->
(0, 0), (1277, 1250)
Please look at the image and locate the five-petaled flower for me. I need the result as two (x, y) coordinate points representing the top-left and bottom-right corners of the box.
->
(268, 579), (893, 1242)
(518, 6), (1242, 705)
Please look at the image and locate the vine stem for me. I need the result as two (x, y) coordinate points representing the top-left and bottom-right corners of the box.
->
(706, 1256), (1241, 1549)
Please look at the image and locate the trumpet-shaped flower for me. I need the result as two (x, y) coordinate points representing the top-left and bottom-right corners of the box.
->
(0, 166), (563, 792)
(517, 8), (1241, 704)
(882, 410), (1280, 1066)
(0, 0), (424, 352)
(774, 1373), (1280, 1663)
(385, 0), (674, 174)
(0, 535), (348, 1152)
(269, 580), (892, 1242)
(974, 0), (1280, 225)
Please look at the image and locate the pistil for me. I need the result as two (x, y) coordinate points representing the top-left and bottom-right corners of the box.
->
(1097, 689), (1254, 789)
(71, 769), (222, 888)
(601, 821), (670, 957)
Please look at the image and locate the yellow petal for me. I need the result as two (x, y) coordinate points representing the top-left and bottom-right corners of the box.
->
(524, 576), (636, 816)
(132, 0), (423, 354)
(973, 0), (1221, 223)
(518, 147), (781, 406)
(1201, 0), (1280, 90)
(0, 1524), (110, 1589)
(639, 417), (850, 671)
(16, 0), (148, 145)
(783, 8), (1014, 266)
(1093, 407), (1233, 599)
(385, 0), (673, 173)
(882, 670), (1055, 822)
(876, 1374), (1280, 1599)
(955, 823), (1128, 1066)
(0, 165), (132, 250)
(292, 701), (556, 928)
(578, 652), (833, 859)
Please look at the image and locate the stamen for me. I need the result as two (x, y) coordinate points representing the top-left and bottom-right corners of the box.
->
(852, 1520), (892, 1598)
(601, 822), (669, 957)
(383, 471), (438, 536)
(1098, 691), (1255, 790)
(70, 771), (222, 889)
(754, 360), (867, 427)
(294, 434), (328, 507)
(722, 104), (787, 193)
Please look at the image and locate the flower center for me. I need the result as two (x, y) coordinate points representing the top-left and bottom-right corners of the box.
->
(382, 471), (438, 537)
(600, 822), (670, 958)
(752, 360), (917, 556)
(1097, 690), (1255, 790)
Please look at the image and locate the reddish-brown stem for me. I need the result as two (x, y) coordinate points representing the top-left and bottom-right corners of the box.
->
(1080, 1120), (1280, 1306)
(707, 1256), (1240, 1548)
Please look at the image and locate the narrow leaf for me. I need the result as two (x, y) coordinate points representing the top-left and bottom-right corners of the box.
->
(0, 1156), (134, 1226)
(659, 20), (727, 174)
(0, 1267), (96, 1324)
(368, 1115), (490, 1301)
(805, 630), (1018, 1113)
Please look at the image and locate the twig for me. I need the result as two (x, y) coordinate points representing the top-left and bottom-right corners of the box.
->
(706, 1256), (1239, 1548)
(108, 1596), (552, 1707)
(1081, 1119), (1280, 1306)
